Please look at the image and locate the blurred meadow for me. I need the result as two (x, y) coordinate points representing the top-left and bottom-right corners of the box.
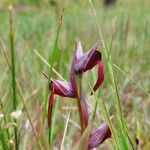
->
(0, 0), (150, 149)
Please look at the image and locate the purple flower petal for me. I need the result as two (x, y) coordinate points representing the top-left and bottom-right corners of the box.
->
(70, 41), (84, 95)
(74, 43), (101, 72)
(88, 123), (111, 149)
(75, 41), (83, 60)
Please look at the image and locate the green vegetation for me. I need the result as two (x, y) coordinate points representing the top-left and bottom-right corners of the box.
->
(0, 0), (149, 149)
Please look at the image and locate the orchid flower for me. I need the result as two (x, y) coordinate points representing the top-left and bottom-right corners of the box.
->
(48, 80), (76, 125)
(70, 41), (104, 95)
(48, 41), (105, 135)
(88, 123), (111, 149)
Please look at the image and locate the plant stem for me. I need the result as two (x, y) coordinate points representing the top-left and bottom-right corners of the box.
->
(76, 98), (85, 133)
(0, 126), (9, 150)
(76, 74), (88, 134)
(9, 5), (18, 150)
(0, 92), (11, 144)
(47, 8), (64, 145)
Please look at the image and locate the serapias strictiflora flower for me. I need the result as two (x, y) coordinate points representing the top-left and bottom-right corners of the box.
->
(48, 41), (104, 127)
(88, 123), (111, 150)
(48, 80), (75, 125)
(70, 41), (104, 95)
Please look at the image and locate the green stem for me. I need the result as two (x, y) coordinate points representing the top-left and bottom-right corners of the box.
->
(14, 126), (18, 150)
(47, 8), (64, 145)
(0, 125), (9, 150)
(76, 98), (85, 133)
(76, 74), (87, 134)
(0, 94), (11, 144)
(9, 5), (18, 150)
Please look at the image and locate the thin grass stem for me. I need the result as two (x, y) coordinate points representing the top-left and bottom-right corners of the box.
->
(9, 5), (18, 150)
(60, 108), (71, 150)
(113, 64), (149, 97)
(47, 8), (64, 145)
(0, 92), (10, 141)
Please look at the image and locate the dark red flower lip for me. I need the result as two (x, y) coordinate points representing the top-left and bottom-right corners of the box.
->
(48, 80), (76, 126)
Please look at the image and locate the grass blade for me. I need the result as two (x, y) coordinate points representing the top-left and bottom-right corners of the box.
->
(9, 5), (18, 150)
(47, 8), (64, 144)
(113, 64), (149, 97)
(33, 49), (65, 81)
(60, 108), (71, 150)
(0, 129), (9, 150)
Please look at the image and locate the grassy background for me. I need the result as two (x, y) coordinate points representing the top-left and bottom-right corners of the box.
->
(0, 0), (150, 149)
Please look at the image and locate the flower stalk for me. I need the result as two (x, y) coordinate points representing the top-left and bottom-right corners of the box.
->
(76, 74), (88, 133)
